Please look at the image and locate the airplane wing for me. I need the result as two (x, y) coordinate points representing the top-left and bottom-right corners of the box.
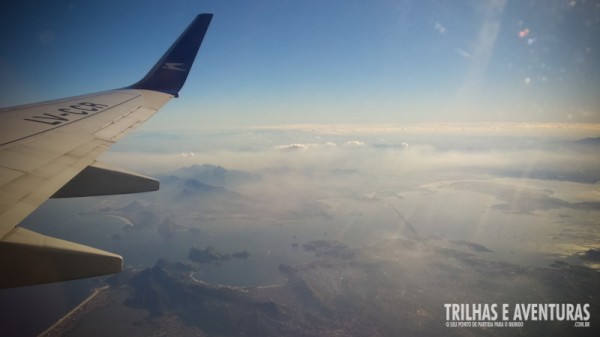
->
(0, 14), (213, 288)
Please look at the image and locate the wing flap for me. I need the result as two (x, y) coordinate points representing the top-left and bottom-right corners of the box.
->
(0, 227), (122, 288)
(52, 162), (159, 198)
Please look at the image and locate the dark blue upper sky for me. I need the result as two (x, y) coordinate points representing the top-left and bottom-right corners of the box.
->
(1, 0), (598, 126)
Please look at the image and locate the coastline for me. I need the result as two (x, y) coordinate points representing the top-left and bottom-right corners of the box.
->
(37, 285), (109, 337)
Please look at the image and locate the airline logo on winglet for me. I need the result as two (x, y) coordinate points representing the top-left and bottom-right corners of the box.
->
(162, 62), (186, 72)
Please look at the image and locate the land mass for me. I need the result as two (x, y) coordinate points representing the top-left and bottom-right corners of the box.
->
(52, 239), (600, 337)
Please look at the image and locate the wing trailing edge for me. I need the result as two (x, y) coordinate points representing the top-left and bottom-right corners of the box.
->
(0, 227), (122, 288)
(51, 162), (159, 198)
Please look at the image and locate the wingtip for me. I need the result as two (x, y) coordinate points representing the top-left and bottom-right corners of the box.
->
(128, 14), (213, 95)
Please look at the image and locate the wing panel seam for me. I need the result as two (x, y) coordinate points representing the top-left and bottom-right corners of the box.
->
(0, 93), (142, 148)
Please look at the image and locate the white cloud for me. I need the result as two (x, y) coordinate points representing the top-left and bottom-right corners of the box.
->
(454, 47), (472, 59)
(101, 124), (600, 188)
(345, 140), (366, 147)
(434, 22), (448, 34)
(275, 143), (311, 151)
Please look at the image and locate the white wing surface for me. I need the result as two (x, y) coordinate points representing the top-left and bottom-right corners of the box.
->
(0, 14), (213, 288)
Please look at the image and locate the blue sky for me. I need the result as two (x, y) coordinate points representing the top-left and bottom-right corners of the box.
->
(1, 0), (599, 127)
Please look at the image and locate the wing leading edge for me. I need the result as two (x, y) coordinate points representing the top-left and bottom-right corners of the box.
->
(0, 14), (213, 288)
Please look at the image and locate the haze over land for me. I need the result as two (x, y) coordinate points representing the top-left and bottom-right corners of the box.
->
(103, 123), (600, 267)
(2, 124), (597, 336)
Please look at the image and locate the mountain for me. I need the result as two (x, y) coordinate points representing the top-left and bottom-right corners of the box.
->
(163, 164), (257, 188)
(106, 200), (161, 228)
(573, 137), (600, 147)
(158, 165), (249, 201)
(116, 201), (149, 213)
(175, 178), (243, 202)
(124, 259), (291, 336)
(188, 246), (250, 265)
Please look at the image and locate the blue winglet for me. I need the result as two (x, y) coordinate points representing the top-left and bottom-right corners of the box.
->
(128, 14), (213, 96)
